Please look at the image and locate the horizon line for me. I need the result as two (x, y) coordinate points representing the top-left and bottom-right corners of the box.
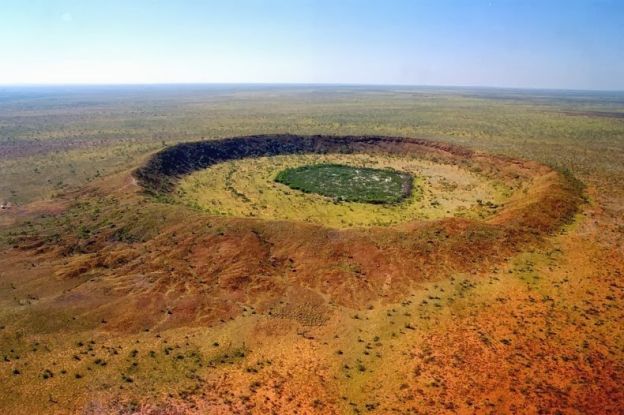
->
(1, 82), (623, 94)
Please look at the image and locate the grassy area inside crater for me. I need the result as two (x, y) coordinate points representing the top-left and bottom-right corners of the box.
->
(174, 153), (512, 228)
(274, 164), (412, 204)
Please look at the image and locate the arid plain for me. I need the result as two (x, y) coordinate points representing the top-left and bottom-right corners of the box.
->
(0, 86), (623, 414)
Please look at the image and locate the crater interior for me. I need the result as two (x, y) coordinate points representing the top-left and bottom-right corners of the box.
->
(174, 153), (510, 227)
(274, 163), (412, 204)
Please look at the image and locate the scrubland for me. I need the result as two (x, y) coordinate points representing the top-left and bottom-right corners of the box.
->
(0, 85), (623, 414)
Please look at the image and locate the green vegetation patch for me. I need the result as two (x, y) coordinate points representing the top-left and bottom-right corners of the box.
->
(274, 163), (412, 204)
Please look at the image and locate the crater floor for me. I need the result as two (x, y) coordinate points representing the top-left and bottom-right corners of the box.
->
(176, 153), (511, 228)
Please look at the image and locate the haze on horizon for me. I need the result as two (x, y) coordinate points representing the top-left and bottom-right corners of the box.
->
(1, 0), (623, 91)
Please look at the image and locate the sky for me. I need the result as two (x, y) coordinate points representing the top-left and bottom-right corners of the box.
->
(1, 0), (623, 90)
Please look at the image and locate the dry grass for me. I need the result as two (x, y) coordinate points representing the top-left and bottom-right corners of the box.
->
(0, 86), (622, 414)
(176, 153), (508, 228)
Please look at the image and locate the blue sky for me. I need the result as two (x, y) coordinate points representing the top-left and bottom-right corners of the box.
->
(1, 0), (623, 89)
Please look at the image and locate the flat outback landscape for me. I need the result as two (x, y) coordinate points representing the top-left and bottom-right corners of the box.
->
(0, 85), (623, 414)
(2, 0), (624, 414)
